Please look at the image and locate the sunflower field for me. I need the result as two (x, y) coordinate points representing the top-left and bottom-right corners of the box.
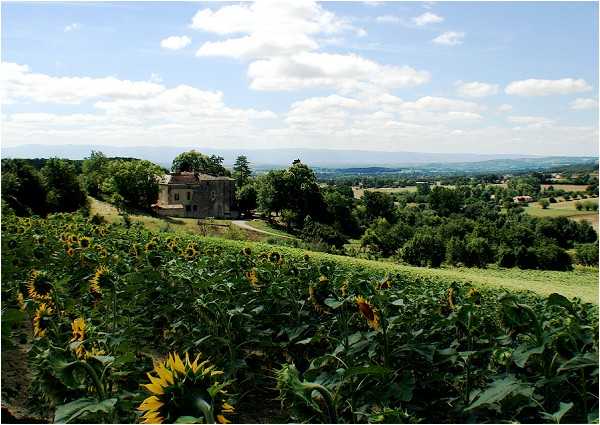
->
(1, 212), (598, 423)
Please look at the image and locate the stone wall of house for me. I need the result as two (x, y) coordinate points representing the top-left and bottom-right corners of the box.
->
(157, 179), (238, 218)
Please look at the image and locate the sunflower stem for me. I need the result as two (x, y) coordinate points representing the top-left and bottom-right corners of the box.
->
(76, 360), (106, 400)
(195, 398), (215, 424)
(304, 383), (337, 423)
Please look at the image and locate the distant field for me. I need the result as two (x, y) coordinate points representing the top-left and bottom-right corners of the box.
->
(522, 198), (599, 230)
(542, 184), (589, 192)
(352, 186), (417, 198)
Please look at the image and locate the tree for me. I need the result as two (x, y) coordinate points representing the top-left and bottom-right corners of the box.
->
(103, 160), (163, 210)
(399, 227), (445, 267)
(538, 199), (550, 209)
(256, 160), (325, 228)
(236, 183), (257, 217)
(360, 191), (396, 223)
(171, 150), (229, 176)
(233, 156), (252, 188)
(81, 151), (110, 197)
(1, 159), (47, 216)
(41, 158), (87, 213)
(575, 243), (599, 266)
(361, 218), (413, 257)
(428, 186), (463, 217)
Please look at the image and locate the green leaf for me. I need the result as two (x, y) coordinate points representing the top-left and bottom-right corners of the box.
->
(540, 402), (574, 424)
(343, 365), (391, 379)
(324, 298), (343, 309)
(174, 416), (203, 423)
(466, 375), (533, 411)
(54, 397), (117, 423)
(547, 293), (574, 314)
(512, 344), (545, 368)
(557, 353), (599, 373)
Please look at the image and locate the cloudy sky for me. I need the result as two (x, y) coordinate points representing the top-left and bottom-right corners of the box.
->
(1, 1), (598, 155)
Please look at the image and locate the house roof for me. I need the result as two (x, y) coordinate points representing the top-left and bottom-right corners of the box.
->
(159, 172), (234, 185)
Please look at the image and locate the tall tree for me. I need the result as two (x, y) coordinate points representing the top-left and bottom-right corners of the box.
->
(1, 159), (48, 216)
(41, 158), (87, 213)
(81, 151), (109, 197)
(104, 160), (163, 210)
(171, 150), (230, 176)
(233, 155), (252, 188)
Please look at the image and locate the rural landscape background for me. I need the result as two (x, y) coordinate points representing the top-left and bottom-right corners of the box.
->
(1, 1), (599, 424)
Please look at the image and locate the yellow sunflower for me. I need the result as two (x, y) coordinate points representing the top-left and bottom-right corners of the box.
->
(79, 237), (92, 249)
(245, 268), (260, 289)
(66, 247), (75, 257)
(70, 318), (86, 358)
(33, 303), (53, 338)
(355, 296), (380, 330)
(145, 241), (158, 253)
(27, 270), (53, 301)
(182, 245), (198, 260)
(129, 244), (140, 257)
(90, 265), (110, 295)
(242, 247), (252, 256)
(137, 353), (234, 424)
(16, 292), (26, 311)
(447, 287), (457, 310)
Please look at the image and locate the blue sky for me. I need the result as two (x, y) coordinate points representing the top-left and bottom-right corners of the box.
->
(2, 1), (598, 155)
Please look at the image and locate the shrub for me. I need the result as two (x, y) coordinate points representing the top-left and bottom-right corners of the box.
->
(575, 243), (599, 266)
(549, 197), (557, 203)
(538, 199), (550, 209)
(575, 202), (583, 211)
(399, 227), (445, 267)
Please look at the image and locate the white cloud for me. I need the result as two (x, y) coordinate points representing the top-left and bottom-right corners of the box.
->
(376, 15), (400, 23)
(569, 98), (598, 110)
(432, 31), (464, 46)
(1, 62), (165, 104)
(505, 78), (592, 96)
(64, 23), (81, 32)
(507, 115), (554, 128)
(498, 104), (513, 113)
(412, 12), (444, 26)
(455, 81), (499, 98)
(160, 35), (191, 50)
(247, 52), (430, 92)
(192, 1), (362, 59)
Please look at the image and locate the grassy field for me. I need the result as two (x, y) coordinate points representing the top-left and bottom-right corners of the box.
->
(523, 198), (598, 221)
(197, 236), (599, 304)
(245, 219), (299, 239)
(352, 186), (417, 198)
(542, 184), (589, 192)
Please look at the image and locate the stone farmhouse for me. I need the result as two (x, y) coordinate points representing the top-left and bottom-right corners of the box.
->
(152, 172), (238, 219)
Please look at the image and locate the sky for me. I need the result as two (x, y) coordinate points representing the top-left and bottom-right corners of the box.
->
(1, 1), (598, 155)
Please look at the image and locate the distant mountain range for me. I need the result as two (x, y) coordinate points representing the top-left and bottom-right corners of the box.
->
(2, 144), (596, 170)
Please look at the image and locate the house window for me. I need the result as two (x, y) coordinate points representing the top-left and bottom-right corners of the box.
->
(193, 205), (198, 212)
(185, 205), (191, 212)
(187, 191), (191, 201)
(174, 193), (179, 201)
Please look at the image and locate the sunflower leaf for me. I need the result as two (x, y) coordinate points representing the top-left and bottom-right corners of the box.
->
(54, 397), (117, 423)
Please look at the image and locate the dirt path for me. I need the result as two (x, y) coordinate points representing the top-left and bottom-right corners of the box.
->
(232, 220), (296, 240)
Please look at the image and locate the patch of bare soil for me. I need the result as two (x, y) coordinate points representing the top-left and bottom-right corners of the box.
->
(1, 320), (49, 423)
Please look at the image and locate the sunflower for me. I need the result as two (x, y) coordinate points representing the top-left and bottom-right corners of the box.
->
(169, 243), (180, 254)
(85, 346), (106, 360)
(245, 268), (260, 289)
(303, 254), (310, 262)
(27, 270), (53, 301)
(80, 237), (92, 249)
(466, 287), (481, 305)
(90, 265), (111, 295)
(378, 277), (392, 290)
(97, 246), (108, 258)
(66, 247), (75, 257)
(446, 287), (457, 310)
(355, 296), (380, 330)
(269, 251), (281, 263)
(33, 303), (53, 338)
(129, 244), (140, 257)
(182, 245), (198, 260)
(16, 292), (26, 311)
(145, 241), (158, 253)
(7, 239), (17, 249)
(137, 352), (234, 424)
(70, 318), (86, 358)
(242, 247), (252, 256)
(309, 276), (330, 314)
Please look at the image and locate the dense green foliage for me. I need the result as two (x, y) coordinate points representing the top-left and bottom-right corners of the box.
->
(2, 213), (598, 423)
(171, 150), (230, 176)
